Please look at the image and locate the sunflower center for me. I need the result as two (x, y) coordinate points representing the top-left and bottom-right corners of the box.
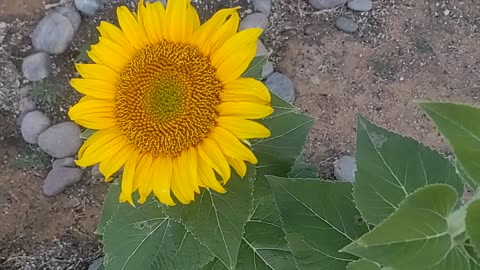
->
(115, 42), (223, 157)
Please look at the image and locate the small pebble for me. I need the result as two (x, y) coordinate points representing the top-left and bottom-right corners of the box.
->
(309, 0), (347, 10)
(91, 163), (103, 179)
(252, 0), (271, 16)
(21, 111), (51, 144)
(19, 97), (36, 113)
(32, 12), (75, 54)
(43, 166), (82, 196)
(265, 72), (296, 104)
(262, 61), (274, 79)
(52, 157), (77, 168)
(38, 121), (82, 158)
(256, 40), (268, 56)
(335, 16), (358, 33)
(347, 0), (373, 12)
(75, 0), (103, 16)
(53, 5), (82, 32)
(239, 13), (269, 32)
(443, 9), (450, 16)
(146, 0), (167, 7)
(334, 156), (357, 182)
(88, 257), (104, 270)
(22, 52), (51, 81)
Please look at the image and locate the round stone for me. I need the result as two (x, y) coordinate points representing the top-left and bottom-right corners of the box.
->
(53, 5), (82, 32)
(335, 16), (358, 33)
(347, 0), (373, 12)
(21, 110), (51, 144)
(43, 166), (82, 196)
(38, 121), (82, 158)
(265, 72), (296, 104)
(309, 0), (347, 10)
(239, 13), (269, 32)
(334, 156), (357, 182)
(18, 97), (36, 112)
(262, 61), (274, 79)
(75, 0), (103, 16)
(52, 157), (77, 168)
(32, 12), (75, 54)
(256, 40), (268, 56)
(253, 0), (271, 16)
(22, 52), (51, 81)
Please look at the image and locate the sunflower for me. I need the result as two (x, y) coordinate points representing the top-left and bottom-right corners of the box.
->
(68, 0), (273, 206)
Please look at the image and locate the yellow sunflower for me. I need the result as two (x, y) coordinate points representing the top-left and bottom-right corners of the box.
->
(68, 0), (273, 206)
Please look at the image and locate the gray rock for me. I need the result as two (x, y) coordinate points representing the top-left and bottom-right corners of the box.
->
(53, 157), (77, 168)
(88, 257), (103, 270)
(22, 53), (51, 81)
(265, 72), (295, 103)
(253, 0), (271, 16)
(335, 16), (358, 33)
(91, 163), (102, 179)
(239, 13), (268, 32)
(262, 61), (274, 79)
(309, 0), (347, 10)
(38, 122), (82, 158)
(21, 111), (51, 144)
(43, 166), (82, 196)
(347, 0), (372, 12)
(19, 97), (36, 112)
(256, 40), (268, 56)
(53, 6), (82, 32)
(146, 0), (167, 6)
(32, 13), (75, 54)
(334, 156), (357, 182)
(75, 0), (103, 16)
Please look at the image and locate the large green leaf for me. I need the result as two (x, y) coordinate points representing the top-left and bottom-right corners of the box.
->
(346, 259), (381, 270)
(95, 180), (120, 236)
(268, 176), (369, 270)
(287, 156), (318, 178)
(354, 115), (463, 225)
(164, 168), (254, 270)
(200, 259), (228, 270)
(103, 197), (211, 270)
(419, 102), (480, 186)
(342, 184), (472, 270)
(467, 199), (480, 257)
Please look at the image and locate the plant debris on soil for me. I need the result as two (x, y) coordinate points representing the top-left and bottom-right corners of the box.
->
(1, 0), (480, 269)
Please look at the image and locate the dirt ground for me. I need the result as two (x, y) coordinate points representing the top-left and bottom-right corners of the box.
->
(0, 0), (479, 269)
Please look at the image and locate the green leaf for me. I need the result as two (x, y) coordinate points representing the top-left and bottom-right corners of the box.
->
(268, 176), (369, 270)
(242, 54), (270, 80)
(103, 196), (211, 270)
(342, 184), (471, 270)
(235, 219), (298, 270)
(354, 114), (463, 225)
(80, 129), (96, 140)
(200, 259), (228, 270)
(287, 156), (318, 178)
(467, 199), (480, 257)
(346, 259), (381, 270)
(164, 168), (255, 270)
(419, 102), (480, 186)
(95, 180), (120, 236)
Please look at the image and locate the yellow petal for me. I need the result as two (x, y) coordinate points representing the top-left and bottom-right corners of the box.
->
(165, 0), (189, 43)
(68, 99), (117, 130)
(117, 6), (148, 50)
(170, 157), (195, 204)
(152, 2), (167, 41)
(188, 3), (200, 32)
(134, 152), (153, 196)
(179, 147), (200, 193)
(197, 138), (231, 183)
(221, 78), (271, 104)
(218, 102), (273, 119)
(198, 155), (226, 193)
(76, 128), (127, 167)
(226, 156), (247, 178)
(216, 117), (271, 139)
(152, 156), (175, 206)
(71, 78), (115, 100)
(99, 144), (135, 181)
(87, 40), (130, 73)
(207, 10), (240, 53)
(192, 8), (239, 56)
(211, 28), (262, 83)
(210, 127), (257, 164)
(119, 149), (140, 206)
(75, 64), (119, 85)
(142, 2), (161, 43)
(97, 21), (135, 55)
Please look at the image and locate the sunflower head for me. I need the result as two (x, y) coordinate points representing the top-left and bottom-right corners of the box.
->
(69, 0), (273, 206)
